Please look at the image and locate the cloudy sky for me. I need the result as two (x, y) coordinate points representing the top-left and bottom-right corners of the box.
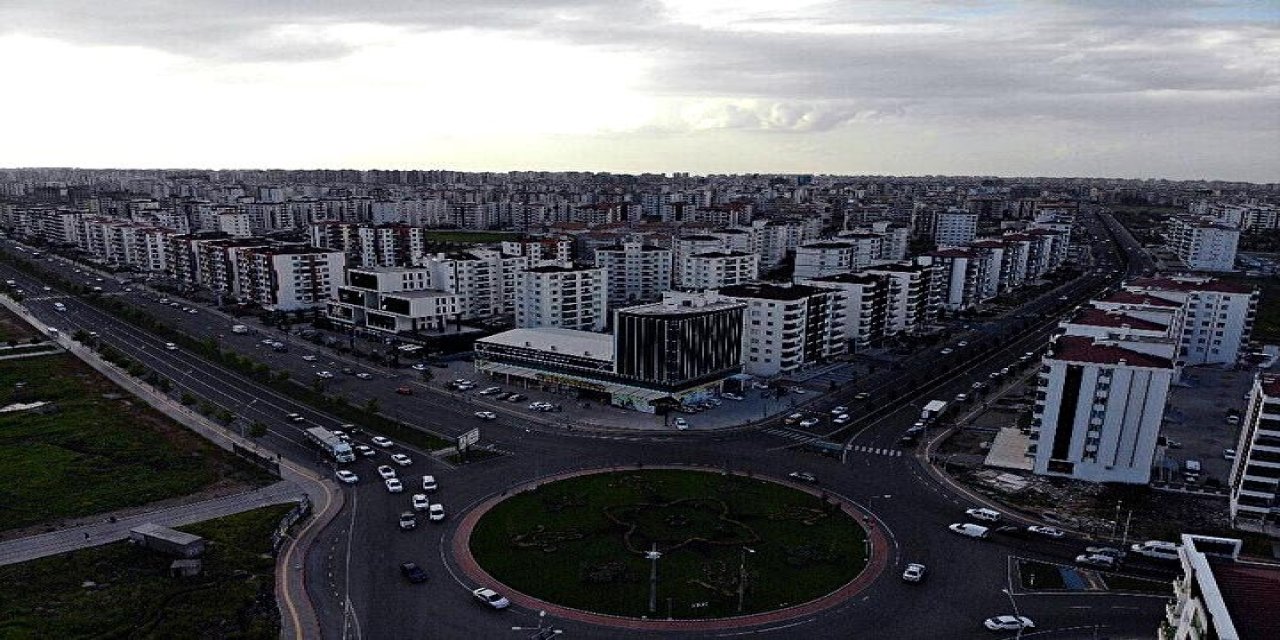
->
(0, 1), (1276, 181)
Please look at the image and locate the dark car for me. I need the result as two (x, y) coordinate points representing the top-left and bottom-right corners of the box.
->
(400, 562), (428, 583)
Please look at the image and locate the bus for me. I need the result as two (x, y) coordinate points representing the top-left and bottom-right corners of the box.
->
(305, 426), (355, 463)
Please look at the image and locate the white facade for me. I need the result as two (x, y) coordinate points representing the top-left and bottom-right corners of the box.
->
(680, 251), (758, 291)
(594, 239), (673, 305)
(1031, 335), (1175, 484)
(720, 283), (847, 377)
(932, 209), (978, 247)
(794, 237), (881, 279)
(1228, 373), (1280, 534)
(516, 264), (607, 332)
(1125, 276), (1258, 366)
(419, 249), (529, 320)
(1161, 535), (1252, 640)
(238, 247), (345, 311)
(326, 266), (459, 334)
(1167, 217), (1240, 272)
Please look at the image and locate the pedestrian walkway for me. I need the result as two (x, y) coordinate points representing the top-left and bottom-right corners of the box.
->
(0, 480), (303, 566)
(761, 427), (841, 449)
(845, 445), (904, 458)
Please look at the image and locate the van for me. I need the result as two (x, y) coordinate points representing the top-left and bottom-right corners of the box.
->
(1130, 540), (1180, 561)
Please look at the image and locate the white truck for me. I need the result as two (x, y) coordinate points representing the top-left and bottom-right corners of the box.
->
(305, 426), (355, 463)
(921, 400), (948, 422)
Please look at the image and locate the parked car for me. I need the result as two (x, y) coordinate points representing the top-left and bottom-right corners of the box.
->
(965, 507), (1002, 523)
(722, 392), (744, 401)
(412, 494), (430, 511)
(421, 475), (438, 491)
(384, 478), (403, 493)
(472, 588), (510, 609)
(833, 414), (851, 425)
(901, 563), (927, 583)
(479, 386), (502, 395)
(784, 413), (804, 425)
(798, 418), (820, 428)
(1027, 525), (1065, 539)
(673, 417), (689, 430)
(830, 406), (848, 415)
(400, 562), (428, 583)
(984, 616), (1035, 631)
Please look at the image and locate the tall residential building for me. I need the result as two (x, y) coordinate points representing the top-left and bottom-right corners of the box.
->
(864, 261), (938, 336)
(927, 248), (992, 311)
(1160, 534), (1278, 640)
(679, 250), (759, 291)
(796, 273), (888, 351)
(419, 249), (529, 320)
(793, 238), (880, 279)
(1166, 216), (1240, 272)
(932, 209), (978, 247)
(236, 246), (346, 311)
(1228, 373), (1280, 535)
(594, 238), (673, 305)
(1031, 335), (1175, 484)
(1125, 276), (1258, 366)
(720, 282), (847, 377)
(515, 263), (607, 332)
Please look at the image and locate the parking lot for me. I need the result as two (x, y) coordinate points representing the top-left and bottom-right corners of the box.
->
(1157, 366), (1255, 487)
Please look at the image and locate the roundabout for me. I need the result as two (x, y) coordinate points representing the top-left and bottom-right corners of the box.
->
(451, 466), (890, 631)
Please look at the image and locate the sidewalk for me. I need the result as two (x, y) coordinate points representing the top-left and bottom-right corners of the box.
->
(0, 481), (302, 566)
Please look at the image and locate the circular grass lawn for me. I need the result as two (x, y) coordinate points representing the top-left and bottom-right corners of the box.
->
(468, 468), (868, 619)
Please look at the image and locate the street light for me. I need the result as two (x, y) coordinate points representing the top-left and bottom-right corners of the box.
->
(1001, 588), (1025, 640)
(645, 545), (662, 614)
(737, 546), (755, 613)
(511, 610), (563, 640)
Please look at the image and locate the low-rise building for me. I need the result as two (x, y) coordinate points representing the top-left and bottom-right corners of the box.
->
(327, 266), (459, 335)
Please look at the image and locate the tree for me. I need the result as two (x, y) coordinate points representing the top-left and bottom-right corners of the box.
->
(248, 421), (269, 438)
(365, 397), (380, 414)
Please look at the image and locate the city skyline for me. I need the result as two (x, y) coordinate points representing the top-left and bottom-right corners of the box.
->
(1, 1), (1277, 182)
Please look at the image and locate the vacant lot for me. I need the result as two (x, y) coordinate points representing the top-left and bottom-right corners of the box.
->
(0, 503), (291, 639)
(0, 353), (268, 533)
(470, 469), (867, 619)
(0, 305), (38, 344)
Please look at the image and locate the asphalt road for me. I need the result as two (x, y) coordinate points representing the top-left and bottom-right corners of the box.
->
(0, 210), (1173, 639)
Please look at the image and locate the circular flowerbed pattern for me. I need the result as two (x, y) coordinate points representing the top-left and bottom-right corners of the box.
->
(468, 469), (869, 619)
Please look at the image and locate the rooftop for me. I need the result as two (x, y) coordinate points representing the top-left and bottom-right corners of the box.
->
(1097, 291), (1183, 308)
(1067, 308), (1169, 331)
(1261, 373), (1280, 398)
(1211, 561), (1280, 640)
(478, 327), (613, 361)
(1047, 335), (1174, 369)
(1129, 276), (1255, 295)
(801, 241), (854, 249)
(720, 282), (830, 301)
(525, 264), (597, 273)
(803, 273), (882, 285)
(690, 250), (754, 259)
(618, 293), (745, 316)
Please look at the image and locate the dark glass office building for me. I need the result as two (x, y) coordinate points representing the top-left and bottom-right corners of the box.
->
(613, 294), (745, 391)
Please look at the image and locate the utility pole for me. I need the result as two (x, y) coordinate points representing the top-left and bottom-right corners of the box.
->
(646, 545), (662, 615)
(737, 546), (755, 613)
(1002, 588), (1025, 640)
(1121, 509), (1133, 548)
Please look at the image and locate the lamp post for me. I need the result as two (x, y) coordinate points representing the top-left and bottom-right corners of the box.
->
(1001, 588), (1024, 640)
(646, 545), (662, 615)
(737, 546), (755, 613)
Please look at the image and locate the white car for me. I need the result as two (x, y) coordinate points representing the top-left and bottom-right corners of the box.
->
(965, 507), (1002, 522)
(673, 417), (689, 430)
(901, 563), (926, 583)
(301, 355), (317, 362)
(355, 372), (373, 380)
(1075, 553), (1116, 569)
(799, 418), (820, 428)
(354, 444), (375, 458)
(984, 616), (1035, 631)
(474, 411), (497, 421)
(832, 414), (851, 425)
(428, 503), (445, 521)
(316, 371), (334, 379)
(940, 348), (954, 355)
(384, 478), (404, 493)
(377, 465), (397, 480)
(1027, 525), (1065, 539)
(335, 470), (359, 484)
(949, 523), (990, 539)
(391, 453), (413, 466)
(422, 475), (438, 491)
(722, 392), (744, 401)
(286, 413), (305, 423)
(371, 436), (393, 448)
(830, 406), (848, 415)
(412, 494), (430, 511)
(411, 363), (427, 371)
(479, 386), (502, 395)
(165, 342), (178, 351)
(472, 587), (510, 609)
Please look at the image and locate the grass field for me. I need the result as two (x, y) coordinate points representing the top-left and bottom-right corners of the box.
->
(0, 503), (291, 639)
(469, 469), (866, 619)
(423, 231), (520, 244)
(0, 353), (269, 533)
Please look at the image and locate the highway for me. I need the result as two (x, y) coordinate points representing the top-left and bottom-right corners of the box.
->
(0, 209), (1174, 639)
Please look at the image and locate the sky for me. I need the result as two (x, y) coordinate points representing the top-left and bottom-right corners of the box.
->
(0, 1), (1277, 181)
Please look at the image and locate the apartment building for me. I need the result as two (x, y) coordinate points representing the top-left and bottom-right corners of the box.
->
(502, 237), (573, 264)
(864, 260), (938, 336)
(793, 236), (881, 279)
(679, 250), (758, 291)
(720, 282), (847, 377)
(1160, 534), (1278, 640)
(594, 239), (673, 305)
(515, 263), (607, 332)
(1228, 373), (1280, 536)
(796, 272), (887, 351)
(1031, 335), (1176, 484)
(1125, 276), (1258, 366)
(927, 248), (992, 311)
(236, 246), (345, 311)
(327, 266), (459, 334)
(418, 249), (529, 320)
(1166, 216), (1240, 272)
(932, 209), (978, 247)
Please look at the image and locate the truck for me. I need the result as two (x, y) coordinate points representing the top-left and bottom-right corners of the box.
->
(305, 426), (355, 463)
(921, 400), (948, 422)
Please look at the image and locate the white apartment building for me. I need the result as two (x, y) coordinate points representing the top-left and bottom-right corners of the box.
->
(1125, 276), (1258, 366)
(679, 251), (758, 291)
(1228, 373), (1280, 535)
(1031, 335), (1175, 484)
(327, 266), (460, 334)
(1160, 534), (1271, 640)
(237, 246), (346, 311)
(928, 248), (992, 311)
(502, 238), (573, 264)
(516, 264), (607, 332)
(594, 239), (673, 305)
(863, 261), (938, 336)
(719, 282), (847, 377)
(673, 235), (727, 284)
(932, 209), (978, 247)
(796, 273), (887, 351)
(419, 249), (529, 320)
(1166, 216), (1240, 272)
(794, 235), (882, 279)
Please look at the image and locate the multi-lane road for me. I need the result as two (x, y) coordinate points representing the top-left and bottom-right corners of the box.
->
(0, 209), (1174, 639)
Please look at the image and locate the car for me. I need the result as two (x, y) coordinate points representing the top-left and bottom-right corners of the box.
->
(398, 511), (417, 531)
(784, 412), (804, 425)
(391, 453), (413, 466)
(506, 393), (527, 402)
(972, 381), (984, 390)
(965, 508), (1002, 522)
(411, 363), (427, 371)
(164, 342), (178, 351)
(335, 470), (359, 484)
(984, 615), (1035, 631)
(396, 386), (413, 395)
(479, 386), (502, 395)
(400, 562), (428, 583)
(472, 587), (510, 609)
(1027, 525), (1065, 539)
(854, 392), (871, 400)
(673, 417), (689, 430)
(788, 471), (817, 483)
(988, 371), (1002, 380)
(528, 401), (553, 411)
(722, 392), (744, 401)
(901, 563), (926, 583)
(1000, 367), (1011, 376)
(317, 371), (334, 379)
(261, 339), (275, 345)
(949, 523), (990, 539)
(1086, 546), (1127, 559)
(355, 372), (374, 380)
(798, 417), (820, 428)
(1075, 553), (1117, 568)
(187, 308), (197, 315)
(422, 475), (438, 491)
(957, 340), (969, 347)
(377, 465), (397, 480)
(428, 503), (445, 521)
(301, 355), (317, 362)
(833, 414), (851, 425)
(354, 444), (375, 457)
(384, 478), (404, 493)
(286, 412), (305, 423)
(954, 393), (968, 403)
(412, 494), (430, 511)
(474, 411), (497, 421)
(790, 387), (807, 394)
(372, 436), (393, 448)
(830, 406), (848, 415)
(42, 286), (51, 292)
(940, 348), (954, 355)
(342, 367), (355, 375)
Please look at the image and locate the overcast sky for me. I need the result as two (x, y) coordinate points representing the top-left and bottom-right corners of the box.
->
(0, 1), (1276, 181)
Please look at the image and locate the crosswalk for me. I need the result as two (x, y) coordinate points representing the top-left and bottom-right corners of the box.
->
(845, 445), (903, 458)
(763, 428), (831, 447)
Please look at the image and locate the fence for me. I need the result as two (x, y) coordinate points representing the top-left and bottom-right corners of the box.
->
(270, 496), (313, 554)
